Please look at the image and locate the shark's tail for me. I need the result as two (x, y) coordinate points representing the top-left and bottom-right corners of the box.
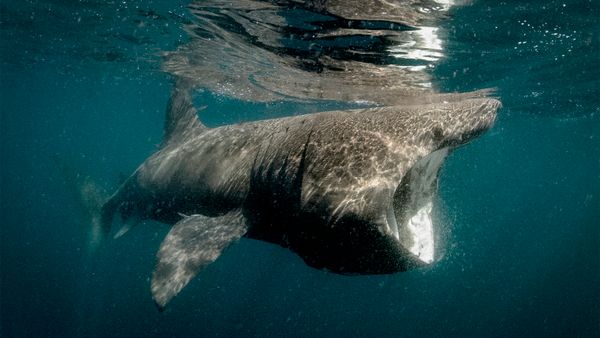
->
(81, 176), (109, 252)
(53, 156), (110, 253)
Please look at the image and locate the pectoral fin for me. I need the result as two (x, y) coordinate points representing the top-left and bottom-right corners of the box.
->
(113, 223), (133, 239)
(151, 211), (247, 310)
(113, 216), (139, 239)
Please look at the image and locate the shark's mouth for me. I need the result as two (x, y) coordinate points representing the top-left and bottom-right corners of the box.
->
(387, 148), (449, 264)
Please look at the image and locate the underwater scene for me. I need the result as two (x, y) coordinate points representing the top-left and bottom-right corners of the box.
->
(1, 0), (598, 337)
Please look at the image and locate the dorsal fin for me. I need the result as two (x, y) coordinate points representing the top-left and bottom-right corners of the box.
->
(163, 78), (206, 146)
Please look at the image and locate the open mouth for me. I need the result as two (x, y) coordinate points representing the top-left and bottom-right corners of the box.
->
(386, 148), (449, 264)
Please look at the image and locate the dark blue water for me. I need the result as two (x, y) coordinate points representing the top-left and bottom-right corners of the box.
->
(1, 1), (598, 337)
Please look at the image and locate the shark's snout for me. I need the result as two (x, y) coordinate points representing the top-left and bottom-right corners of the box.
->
(439, 98), (500, 148)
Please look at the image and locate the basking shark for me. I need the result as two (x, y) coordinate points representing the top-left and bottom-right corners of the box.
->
(99, 80), (500, 309)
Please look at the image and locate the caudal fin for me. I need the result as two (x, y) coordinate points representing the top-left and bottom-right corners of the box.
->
(53, 156), (109, 253)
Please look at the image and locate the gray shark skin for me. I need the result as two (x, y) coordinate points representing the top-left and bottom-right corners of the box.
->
(101, 81), (500, 309)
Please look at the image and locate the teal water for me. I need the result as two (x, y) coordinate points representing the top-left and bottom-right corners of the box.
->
(1, 1), (599, 337)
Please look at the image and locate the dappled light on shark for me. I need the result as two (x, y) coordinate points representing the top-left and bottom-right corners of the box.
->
(96, 80), (500, 309)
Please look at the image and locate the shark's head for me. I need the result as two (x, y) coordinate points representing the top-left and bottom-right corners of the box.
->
(398, 97), (501, 153)
(383, 98), (500, 265)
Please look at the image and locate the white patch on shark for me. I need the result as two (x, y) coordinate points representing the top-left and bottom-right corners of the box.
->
(389, 147), (448, 264)
(406, 201), (434, 263)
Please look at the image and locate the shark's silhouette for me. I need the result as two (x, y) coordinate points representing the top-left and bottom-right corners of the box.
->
(97, 79), (500, 309)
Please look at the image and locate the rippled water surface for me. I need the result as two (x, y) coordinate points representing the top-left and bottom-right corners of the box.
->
(1, 0), (598, 337)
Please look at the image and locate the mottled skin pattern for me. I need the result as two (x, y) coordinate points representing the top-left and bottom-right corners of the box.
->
(101, 84), (499, 308)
